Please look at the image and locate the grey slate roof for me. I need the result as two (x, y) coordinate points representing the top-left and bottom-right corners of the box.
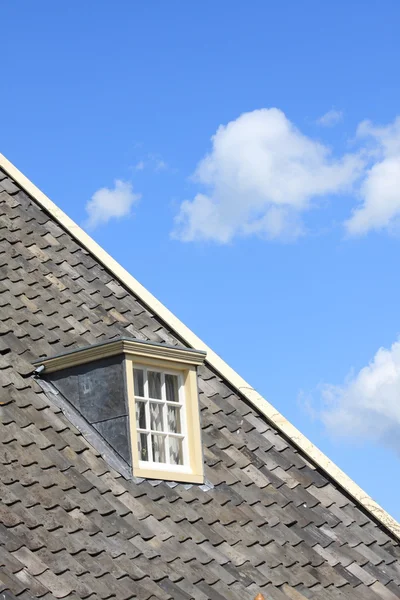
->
(1, 166), (400, 600)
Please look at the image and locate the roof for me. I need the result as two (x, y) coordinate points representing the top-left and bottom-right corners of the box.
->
(0, 155), (400, 600)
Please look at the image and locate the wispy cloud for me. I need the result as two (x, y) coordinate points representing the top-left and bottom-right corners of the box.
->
(133, 154), (168, 173)
(316, 109), (343, 127)
(154, 158), (168, 171)
(310, 338), (400, 454)
(85, 180), (141, 230)
(172, 108), (363, 243)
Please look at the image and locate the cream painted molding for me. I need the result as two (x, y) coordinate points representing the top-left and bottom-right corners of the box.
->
(1, 152), (399, 540)
(33, 338), (206, 373)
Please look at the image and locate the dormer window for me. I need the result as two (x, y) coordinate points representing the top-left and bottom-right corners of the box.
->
(33, 338), (206, 483)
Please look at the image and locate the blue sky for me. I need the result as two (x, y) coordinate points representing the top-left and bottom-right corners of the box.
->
(2, 2), (400, 519)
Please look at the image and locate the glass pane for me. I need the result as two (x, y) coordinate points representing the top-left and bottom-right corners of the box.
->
(150, 402), (164, 431)
(134, 368), (145, 397)
(165, 374), (179, 402)
(167, 405), (181, 434)
(135, 400), (147, 429)
(138, 432), (149, 461)
(148, 371), (162, 399)
(169, 437), (184, 465)
(151, 434), (166, 463)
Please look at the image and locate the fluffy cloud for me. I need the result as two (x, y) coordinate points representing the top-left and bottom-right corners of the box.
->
(345, 118), (400, 235)
(319, 338), (400, 452)
(85, 180), (141, 230)
(316, 109), (343, 127)
(173, 108), (363, 243)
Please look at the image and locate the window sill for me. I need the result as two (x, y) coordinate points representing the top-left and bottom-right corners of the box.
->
(133, 464), (204, 484)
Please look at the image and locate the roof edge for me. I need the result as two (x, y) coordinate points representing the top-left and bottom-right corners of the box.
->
(2, 152), (399, 540)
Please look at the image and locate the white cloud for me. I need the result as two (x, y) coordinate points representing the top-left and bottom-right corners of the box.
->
(345, 118), (400, 235)
(173, 108), (362, 243)
(316, 109), (343, 127)
(319, 338), (400, 452)
(85, 180), (141, 230)
(134, 161), (145, 171)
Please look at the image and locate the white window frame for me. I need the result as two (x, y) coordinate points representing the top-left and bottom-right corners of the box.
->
(133, 364), (190, 472)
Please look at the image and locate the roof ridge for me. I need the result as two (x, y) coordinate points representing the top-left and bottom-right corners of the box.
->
(1, 152), (399, 541)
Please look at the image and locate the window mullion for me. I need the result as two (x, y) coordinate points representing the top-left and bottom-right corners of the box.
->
(164, 402), (170, 465)
(161, 372), (166, 401)
(144, 403), (152, 461)
(143, 367), (149, 397)
(143, 368), (153, 463)
(161, 373), (170, 463)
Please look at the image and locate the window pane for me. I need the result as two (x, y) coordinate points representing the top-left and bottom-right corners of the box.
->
(134, 368), (145, 397)
(169, 437), (184, 465)
(148, 371), (162, 399)
(150, 402), (164, 431)
(167, 405), (181, 434)
(138, 432), (149, 461)
(135, 400), (147, 429)
(165, 374), (179, 402)
(151, 434), (166, 463)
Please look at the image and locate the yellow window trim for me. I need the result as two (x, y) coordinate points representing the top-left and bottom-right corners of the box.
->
(125, 360), (204, 483)
(4, 153), (399, 539)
